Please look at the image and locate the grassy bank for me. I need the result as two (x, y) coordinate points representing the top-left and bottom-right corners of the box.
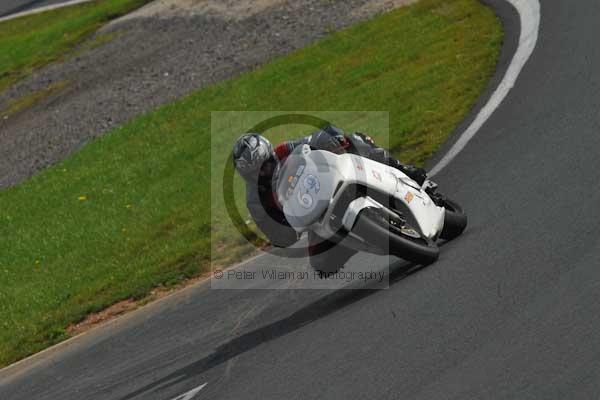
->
(0, 0), (150, 93)
(0, 0), (502, 366)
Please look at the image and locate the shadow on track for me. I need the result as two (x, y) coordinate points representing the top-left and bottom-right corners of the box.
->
(116, 254), (442, 400)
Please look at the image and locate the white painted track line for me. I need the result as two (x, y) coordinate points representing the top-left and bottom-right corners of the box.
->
(429, 0), (541, 177)
(170, 382), (208, 400)
(0, 0), (95, 23)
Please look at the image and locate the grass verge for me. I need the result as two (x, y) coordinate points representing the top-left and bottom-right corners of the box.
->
(0, 0), (502, 366)
(0, 0), (150, 93)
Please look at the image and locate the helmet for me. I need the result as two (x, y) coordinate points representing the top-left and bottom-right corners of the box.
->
(232, 133), (275, 180)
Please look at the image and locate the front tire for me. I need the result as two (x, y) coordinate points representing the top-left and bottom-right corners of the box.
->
(352, 208), (439, 265)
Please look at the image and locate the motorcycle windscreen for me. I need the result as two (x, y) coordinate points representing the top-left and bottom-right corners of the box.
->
(276, 145), (337, 230)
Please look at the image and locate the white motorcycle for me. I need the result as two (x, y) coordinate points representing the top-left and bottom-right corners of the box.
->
(276, 145), (467, 264)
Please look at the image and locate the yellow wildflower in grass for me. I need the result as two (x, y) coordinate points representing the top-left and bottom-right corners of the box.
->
(78, 196), (87, 201)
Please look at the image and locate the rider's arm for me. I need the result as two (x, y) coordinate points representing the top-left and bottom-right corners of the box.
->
(246, 185), (299, 248)
(273, 136), (311, 162)
(274, 125), (352, 160)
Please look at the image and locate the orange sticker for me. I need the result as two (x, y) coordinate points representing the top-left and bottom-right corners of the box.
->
(404, 192), (414, 203)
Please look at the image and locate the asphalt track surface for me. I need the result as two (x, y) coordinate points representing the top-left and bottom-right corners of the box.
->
(3, 0), (600, 399)
(0, 0), (68, 17)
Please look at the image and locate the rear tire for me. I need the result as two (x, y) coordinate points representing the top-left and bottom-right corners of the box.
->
(352, 208), (439, 265)
(438, 197), (467, 240)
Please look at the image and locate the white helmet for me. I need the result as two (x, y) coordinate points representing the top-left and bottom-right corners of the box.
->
(232, 133), (275, 180)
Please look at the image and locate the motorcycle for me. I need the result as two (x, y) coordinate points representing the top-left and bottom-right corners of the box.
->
(276, 145), (467, 264)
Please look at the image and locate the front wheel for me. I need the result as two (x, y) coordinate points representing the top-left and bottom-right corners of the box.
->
(351, 207), (439, 265)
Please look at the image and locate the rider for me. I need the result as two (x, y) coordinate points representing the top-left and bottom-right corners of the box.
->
(232, 125), (428, 275)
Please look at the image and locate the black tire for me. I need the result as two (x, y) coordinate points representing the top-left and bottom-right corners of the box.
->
(352, 208), (439, 265)
(438, 197), (467, 240)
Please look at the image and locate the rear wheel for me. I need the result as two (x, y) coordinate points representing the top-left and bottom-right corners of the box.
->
(435, 196), (467, 240)
(352, 207), (439, 265)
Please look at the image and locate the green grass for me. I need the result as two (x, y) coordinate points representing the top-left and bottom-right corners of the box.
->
(0, 0), (502, 366)
(0, 0), (150, 93)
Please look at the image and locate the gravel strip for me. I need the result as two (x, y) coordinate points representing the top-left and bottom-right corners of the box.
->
(0, 0), (413, 189)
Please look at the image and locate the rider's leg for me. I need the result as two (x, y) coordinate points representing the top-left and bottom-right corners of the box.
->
(348, 132), (428, 186)
(310, 128), (429, 186)
(393, 161), (428, 187)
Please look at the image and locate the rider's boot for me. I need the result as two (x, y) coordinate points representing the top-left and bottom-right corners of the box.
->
(422, 179), (438, 195)
(386, 157), (427, 186)
(398, 164), (427, 186)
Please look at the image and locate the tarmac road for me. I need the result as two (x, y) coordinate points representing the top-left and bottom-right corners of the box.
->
(3, 0), (600, 399)
(0, 0), (70, 17)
